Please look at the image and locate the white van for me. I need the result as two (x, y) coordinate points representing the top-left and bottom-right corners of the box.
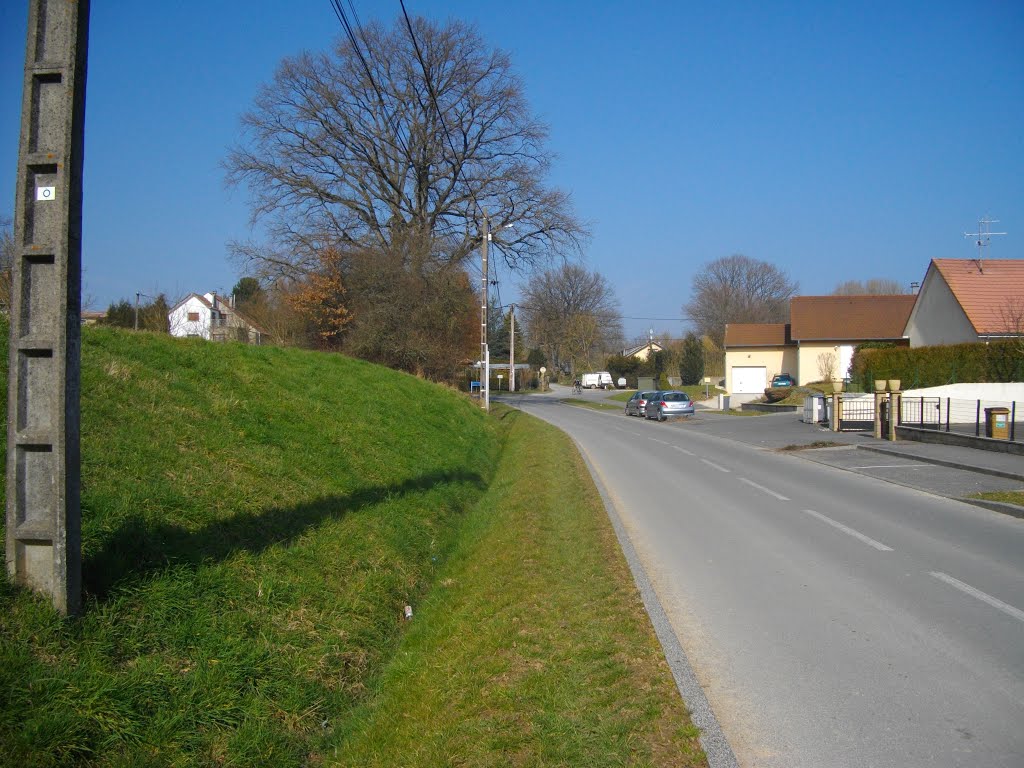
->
(581, 371), (614, 389)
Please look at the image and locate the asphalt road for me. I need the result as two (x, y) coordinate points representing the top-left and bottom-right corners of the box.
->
(504, 392), (1024, 768)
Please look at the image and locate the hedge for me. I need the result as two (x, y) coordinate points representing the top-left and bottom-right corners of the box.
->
(849, 340), (1023, 391)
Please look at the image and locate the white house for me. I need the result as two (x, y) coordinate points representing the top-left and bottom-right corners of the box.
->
(904, 258), (1024, 346)
(168, 292), (265, 344)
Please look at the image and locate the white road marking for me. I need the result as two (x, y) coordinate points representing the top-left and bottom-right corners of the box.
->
(738, 477), (790, 501)
(672, 445), (695, 457)
(649, 438), (672, 445)
(929, 572), (1024, 624)
(852, 464), (930, 470)
(802, 509), (893, 551)
(701, 458), (730, 473)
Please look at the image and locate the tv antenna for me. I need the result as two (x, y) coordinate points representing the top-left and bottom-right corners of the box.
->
(964, 215), (1006, 272)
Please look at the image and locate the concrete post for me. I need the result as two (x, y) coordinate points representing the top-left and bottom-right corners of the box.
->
(6, 0), (89, 615)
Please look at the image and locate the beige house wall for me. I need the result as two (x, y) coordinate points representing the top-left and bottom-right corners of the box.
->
(725, 347), (797, 392)
(796, 343), (849, 385)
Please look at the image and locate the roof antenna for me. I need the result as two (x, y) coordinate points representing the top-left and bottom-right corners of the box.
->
(964, 215), (1006, 273)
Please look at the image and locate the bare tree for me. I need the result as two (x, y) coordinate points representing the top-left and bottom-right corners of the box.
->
(998, 295), (1024, 356)
(519, 264), (623, 375)
(816, 351), (838, 382)
(0, 215), (13, 313)
(684, 254), (797, 347)
(832, 278), (906, 295)
(226, 16), (586, 283)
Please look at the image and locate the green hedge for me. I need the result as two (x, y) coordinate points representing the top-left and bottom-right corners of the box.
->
(849, 340), (1023, 391)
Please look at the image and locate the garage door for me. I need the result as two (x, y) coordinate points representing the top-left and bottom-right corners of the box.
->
(732, 366), (766, 394)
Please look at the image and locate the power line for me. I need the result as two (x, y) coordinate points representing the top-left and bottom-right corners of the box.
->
(328, 0), (412, 160)
(398, 0), (485, 222)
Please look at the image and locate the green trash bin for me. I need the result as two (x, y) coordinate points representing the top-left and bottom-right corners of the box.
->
(985, 407), (1010, 440)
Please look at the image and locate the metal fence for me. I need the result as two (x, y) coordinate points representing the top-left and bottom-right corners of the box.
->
(899, 396), (1020, 442)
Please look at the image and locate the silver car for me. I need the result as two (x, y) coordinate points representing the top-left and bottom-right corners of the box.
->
(644, 391), (695, 421)
(625, 390), (659, 417)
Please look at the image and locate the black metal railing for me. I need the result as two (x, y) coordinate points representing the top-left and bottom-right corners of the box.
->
(899, 396), (1019, 443)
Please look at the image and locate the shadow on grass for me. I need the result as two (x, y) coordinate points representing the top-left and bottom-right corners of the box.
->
(84, 469), (485, 600)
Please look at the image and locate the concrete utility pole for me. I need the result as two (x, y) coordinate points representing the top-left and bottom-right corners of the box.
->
(480, 210), (489, 411)
(6, 0), (90, 615)
(509, 304), (515, 393)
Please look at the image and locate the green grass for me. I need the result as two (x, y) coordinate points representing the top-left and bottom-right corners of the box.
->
(563, 398), (625, 412)
(970, 490), (1024, 507)
(612, 386), (713, 404)
(0, 324), (706, 767)
(331, 407), (704, 766)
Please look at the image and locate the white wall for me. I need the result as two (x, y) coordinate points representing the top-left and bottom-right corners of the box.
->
(169, 296), (211, 339)
(905, 268), (977, 347)
(903, 383), (1024, 401)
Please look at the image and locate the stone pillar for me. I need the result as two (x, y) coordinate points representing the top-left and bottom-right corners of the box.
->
(873, 393), (885, 440)
(6, 0), (90, 615)
(888, 390), (901, 442)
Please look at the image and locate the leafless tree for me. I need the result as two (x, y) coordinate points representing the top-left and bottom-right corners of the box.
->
(832, 278), (906, 295)
(225, 16), (586, 283)
(0, 215), (13, 313)
(519, 264), (623, 375)
(816, 351), (838, 382)
(684, 254), (797, 347)
(998, 295), (1024, 356)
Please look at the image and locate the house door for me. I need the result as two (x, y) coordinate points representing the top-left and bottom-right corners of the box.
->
(732, 366), (766, 394)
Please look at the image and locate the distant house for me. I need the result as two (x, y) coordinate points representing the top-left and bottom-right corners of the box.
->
(81, 310), (106, 325)
(723, 323), (793, 396)
(724, 294), (915, 398)
(905, 258), (1024, 346)
(620, 341), (664, 361)
(168, 292), (265, 344)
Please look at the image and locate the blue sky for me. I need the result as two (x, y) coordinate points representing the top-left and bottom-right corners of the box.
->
(2, 1), (1021, 343)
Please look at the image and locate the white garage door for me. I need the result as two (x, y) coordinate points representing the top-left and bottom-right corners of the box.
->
(732, 366), (767, 394)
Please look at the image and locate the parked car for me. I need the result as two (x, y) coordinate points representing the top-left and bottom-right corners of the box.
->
(625, 390), (659, 417)
(644, 391), (695, 421)
(771, 373), (795, 387)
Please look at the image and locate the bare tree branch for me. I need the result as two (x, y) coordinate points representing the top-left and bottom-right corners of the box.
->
(225, 16), (586, 281)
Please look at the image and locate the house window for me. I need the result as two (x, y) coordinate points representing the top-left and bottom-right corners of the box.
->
(187, 312), (200, 322)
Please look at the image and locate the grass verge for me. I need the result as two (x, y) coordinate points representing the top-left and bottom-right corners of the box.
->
(331, 405), (705, 766)
(969, 490), (1024, 507)
(563, 398), (625, 412)
(0, 324), (705, 766)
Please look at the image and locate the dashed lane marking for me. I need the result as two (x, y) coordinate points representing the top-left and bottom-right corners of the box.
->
(738, 477), (790, 501)
(929, 572), (1024, 624)
(701, 458), (731, 473)
(802, 509), (893, 552)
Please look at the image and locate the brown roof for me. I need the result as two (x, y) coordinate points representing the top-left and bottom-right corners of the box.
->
(931, 258), (1024, 335)
(790, 295), (915, 341)
(724, 323), (791, 347)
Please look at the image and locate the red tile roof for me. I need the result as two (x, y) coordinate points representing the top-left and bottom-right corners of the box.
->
(790, 295), (915, 341)
(724, 323), (791, 347)
(931, 258), (1024, 335)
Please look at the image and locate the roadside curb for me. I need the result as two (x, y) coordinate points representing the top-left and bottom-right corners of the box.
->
(856, 445), (1024, 483)
(956, 497), (1024, 519)
(573, 441), (740, 768)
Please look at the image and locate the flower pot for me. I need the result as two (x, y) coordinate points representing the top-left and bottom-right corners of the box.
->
(874, 380), (887, 392)
(830, 381), (843, 394)
(888, 379), (901, 392)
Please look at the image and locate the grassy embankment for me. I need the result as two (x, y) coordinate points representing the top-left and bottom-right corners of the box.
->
(0, 323), (705, 767)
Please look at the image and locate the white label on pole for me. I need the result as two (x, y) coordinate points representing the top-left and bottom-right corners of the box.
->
(36, 186), (56, 201)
